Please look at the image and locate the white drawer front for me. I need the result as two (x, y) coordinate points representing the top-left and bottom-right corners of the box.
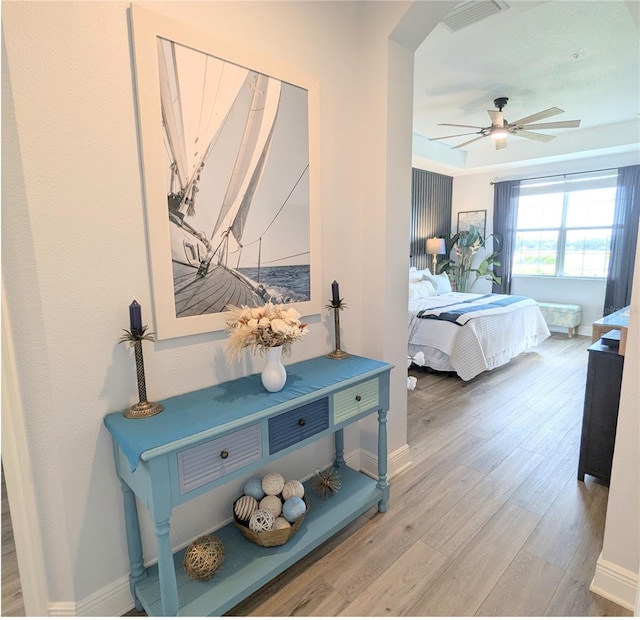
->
(333, 378), (379, 424)
(178, 424), (262, 494)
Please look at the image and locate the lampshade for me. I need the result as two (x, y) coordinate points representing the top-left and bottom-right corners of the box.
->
(489, 126), (509, 140)
(426, 238), (446, 255)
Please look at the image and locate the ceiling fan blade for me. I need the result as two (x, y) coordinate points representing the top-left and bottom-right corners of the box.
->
(512, 129), (556, 142)
(487, 110), (504, 126)
(494, 138), (508, 150)
(453, 135), (486, 149)
(519, 120), (581, 130)
(429, 131), (481, 141)
(438, 122), (487, 129)
(510, 107), (564, 126)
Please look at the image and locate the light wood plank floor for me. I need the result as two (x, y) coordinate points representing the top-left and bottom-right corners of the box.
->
(226, 334), (631, 617)
(1, 467), (26, 616)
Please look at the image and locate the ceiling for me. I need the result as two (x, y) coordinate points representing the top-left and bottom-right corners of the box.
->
(412, 0), (640, 175)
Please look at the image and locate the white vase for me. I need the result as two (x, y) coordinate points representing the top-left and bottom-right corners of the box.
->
(261, 345), (287, 392)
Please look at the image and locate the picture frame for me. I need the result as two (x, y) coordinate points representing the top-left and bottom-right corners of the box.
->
(129, 5), (321, 339)
(457, 210), (486, 238)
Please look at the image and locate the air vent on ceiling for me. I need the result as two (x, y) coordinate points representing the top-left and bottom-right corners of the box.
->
(441, 0), (509, 32)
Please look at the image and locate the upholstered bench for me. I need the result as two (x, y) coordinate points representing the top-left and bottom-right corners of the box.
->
(537, 302), (582, 338)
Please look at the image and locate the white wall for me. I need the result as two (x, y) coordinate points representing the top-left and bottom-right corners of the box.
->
(1, 0), (418, 612)
(446, 151), (640, 334)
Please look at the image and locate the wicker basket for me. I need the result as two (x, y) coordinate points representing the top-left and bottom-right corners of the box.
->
(233, 496), (308, 548)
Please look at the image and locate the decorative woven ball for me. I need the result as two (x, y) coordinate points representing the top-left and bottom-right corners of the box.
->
(274, 517), (292, 530)
(282, 496), (306, 522)
(183, 535), (224, 581)
(282, 480), (305, 501)
(234, 495), (258, 521)
(259, 494), (282, 518)
(249, 508), (275, 532)
(262, 472), (285, 496)
(243, 476), (265, 501)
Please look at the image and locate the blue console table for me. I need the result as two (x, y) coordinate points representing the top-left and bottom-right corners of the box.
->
(104, 354), (393, 616)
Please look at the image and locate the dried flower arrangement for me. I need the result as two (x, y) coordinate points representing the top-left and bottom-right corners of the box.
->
(225, 302), (308, 361)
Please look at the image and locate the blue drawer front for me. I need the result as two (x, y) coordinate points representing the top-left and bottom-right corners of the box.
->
(268, 398), (329, 454)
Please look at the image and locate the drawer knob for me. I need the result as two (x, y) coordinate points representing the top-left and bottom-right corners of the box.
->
(355, 395), (362, 402)
(220, 450), (229, 459)
(298, 418), (306, 426)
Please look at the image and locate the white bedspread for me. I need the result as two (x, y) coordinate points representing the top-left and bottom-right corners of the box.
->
(408, 292), (550, 381)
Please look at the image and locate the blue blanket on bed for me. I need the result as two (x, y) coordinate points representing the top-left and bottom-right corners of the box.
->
(417, 294), (531, 326)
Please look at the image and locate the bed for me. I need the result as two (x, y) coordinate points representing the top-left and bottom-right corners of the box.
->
(408, 268), (550, 381)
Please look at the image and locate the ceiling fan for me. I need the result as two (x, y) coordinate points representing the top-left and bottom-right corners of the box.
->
(430, 97), (581, 150)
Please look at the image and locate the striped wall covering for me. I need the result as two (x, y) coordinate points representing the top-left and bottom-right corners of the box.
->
(410, 168), (453, 271)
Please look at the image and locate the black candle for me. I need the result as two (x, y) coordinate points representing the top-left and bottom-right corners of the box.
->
(129, 300), (142, 333)
(331, 281), (340, 305)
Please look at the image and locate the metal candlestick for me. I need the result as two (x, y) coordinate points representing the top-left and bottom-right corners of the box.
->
(326, 300), (349, 359)
(119, 326), (163, 419)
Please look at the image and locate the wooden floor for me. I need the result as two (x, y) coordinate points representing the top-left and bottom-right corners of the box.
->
(1, 468), (25, 616)
(3, 335), (632, 617)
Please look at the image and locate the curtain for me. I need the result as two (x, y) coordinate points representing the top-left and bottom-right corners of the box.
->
(492, 179), (520, 294)
(410, 168), (452, 270)
(603, 165), (640, 315)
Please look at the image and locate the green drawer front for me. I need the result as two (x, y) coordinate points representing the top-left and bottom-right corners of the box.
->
(333, 378), (379, 424)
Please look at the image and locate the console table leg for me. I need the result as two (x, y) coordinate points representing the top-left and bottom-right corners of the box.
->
(334, 428), (345, 469)
(155, 517), (179, 616)
(376, 409), (389, 512)
(121, 481), (147, 610)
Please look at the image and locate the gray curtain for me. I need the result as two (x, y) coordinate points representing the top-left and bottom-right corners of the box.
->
(410, 168), (452, 270)
(603, 165), (640, 315)
(492, 180), (520, 294)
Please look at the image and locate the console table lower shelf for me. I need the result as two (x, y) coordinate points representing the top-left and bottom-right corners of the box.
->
(135, 467), (380, 616)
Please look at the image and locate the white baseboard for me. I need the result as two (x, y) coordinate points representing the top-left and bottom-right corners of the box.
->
(590, 553), (638, 611)
(57, 445), (413, 617)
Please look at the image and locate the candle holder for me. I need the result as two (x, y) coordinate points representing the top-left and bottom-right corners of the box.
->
(118, 326), (164, 419)
(325, 299), (349, 359)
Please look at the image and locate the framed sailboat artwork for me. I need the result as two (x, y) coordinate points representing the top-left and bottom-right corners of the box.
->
(129, 5), (321, 339)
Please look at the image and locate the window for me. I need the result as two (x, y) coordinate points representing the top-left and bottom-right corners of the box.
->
(512, 172), (618, 278)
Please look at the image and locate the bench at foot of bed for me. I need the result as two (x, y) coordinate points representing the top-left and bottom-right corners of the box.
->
(537, 302), (582, 338)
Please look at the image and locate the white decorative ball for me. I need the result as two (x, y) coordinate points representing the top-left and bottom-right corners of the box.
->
(248, 508), (275, 532)
(243, 477), (265, 501)
(282, 496), (306, 522)
(234, 495), (258, 522)
(282, 480), (305, 501)
(259, 495), (282, 518)
(274, 517), (291, 530)
(262, 473), (285, 496)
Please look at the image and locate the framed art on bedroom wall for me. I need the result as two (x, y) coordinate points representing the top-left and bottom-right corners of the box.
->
(129, 5), (321, 339)
(457, 210), (486, 238)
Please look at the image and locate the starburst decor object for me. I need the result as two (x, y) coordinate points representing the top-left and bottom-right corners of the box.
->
(119, 300), (163, 419)
(326, 280), (349, 359)
(311, 467), (341, 499)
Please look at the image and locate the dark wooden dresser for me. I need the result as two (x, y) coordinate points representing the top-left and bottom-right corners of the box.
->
(578, 339), (624, 484)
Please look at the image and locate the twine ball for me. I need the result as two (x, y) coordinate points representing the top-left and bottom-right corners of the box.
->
(249, 508), (275, 532)
(234, 495), (258, 521)
(282, 480), (305, 501)
(259, 495), (283, 518)
(274, 517), (291, 530)
(262, 472), (285, 496)
(282, 496), (306, 522)
(243, 476), (265, 501)
(183, 535), (224, 581)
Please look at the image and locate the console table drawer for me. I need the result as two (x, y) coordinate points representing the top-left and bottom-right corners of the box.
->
(333, 378), (379, 424)
(268, 398), (329, 454)
(177, 423), (262, 494)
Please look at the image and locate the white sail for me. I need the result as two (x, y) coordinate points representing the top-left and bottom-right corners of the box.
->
(211, 72), (282, 257)
(157, 37), (248, 201)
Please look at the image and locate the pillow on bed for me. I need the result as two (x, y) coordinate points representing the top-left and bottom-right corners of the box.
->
(424, 272), (452, 295)
(409, 267), (432, 283)
(408, 280), (437, 299)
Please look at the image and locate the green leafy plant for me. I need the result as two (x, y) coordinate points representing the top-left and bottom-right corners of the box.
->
(436, 227), (502, 292)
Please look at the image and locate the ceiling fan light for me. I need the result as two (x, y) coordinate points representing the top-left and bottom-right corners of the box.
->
(490, 127), (509, 139)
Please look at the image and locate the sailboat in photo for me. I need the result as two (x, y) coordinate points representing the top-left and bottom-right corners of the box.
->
(157, 37), (310, 319)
